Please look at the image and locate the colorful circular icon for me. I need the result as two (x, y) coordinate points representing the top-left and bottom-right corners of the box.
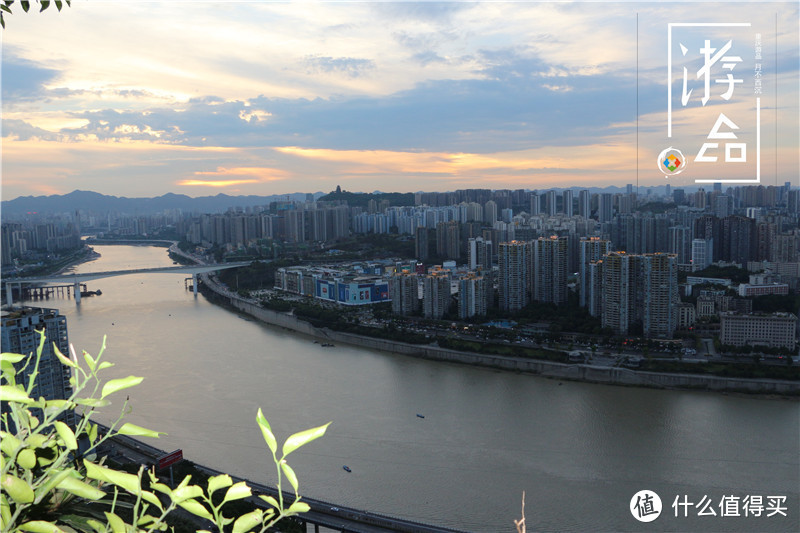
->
(630, 490), (663, 522)
(658, 147), (686, 177)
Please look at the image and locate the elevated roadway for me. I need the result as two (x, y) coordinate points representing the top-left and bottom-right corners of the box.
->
(3, 262), (251, 305)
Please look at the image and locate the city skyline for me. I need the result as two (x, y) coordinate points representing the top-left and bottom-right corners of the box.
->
(2, 1), (798, 200)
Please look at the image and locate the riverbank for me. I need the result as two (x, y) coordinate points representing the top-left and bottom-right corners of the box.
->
(195, 274), (800, 396)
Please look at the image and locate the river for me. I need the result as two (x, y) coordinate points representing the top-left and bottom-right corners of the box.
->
(25, 245), (799, 532)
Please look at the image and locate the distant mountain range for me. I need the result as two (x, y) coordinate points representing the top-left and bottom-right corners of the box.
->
(2, 185), (675, 218)
(1, 190), (325, 217)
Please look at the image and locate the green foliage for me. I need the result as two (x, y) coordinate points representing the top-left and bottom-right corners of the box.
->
(316, 190), (415, 208)
(685, 264), (751, 283)
(1, 0), (71, 29)
(1, 330), (328, 532)
(751, 293), (800, 314)
(438, 337), (569, 362)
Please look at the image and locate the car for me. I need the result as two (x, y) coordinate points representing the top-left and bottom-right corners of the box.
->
(330, 507), (340, 512)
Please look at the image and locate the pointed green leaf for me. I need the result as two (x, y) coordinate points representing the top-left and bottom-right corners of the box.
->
(54, 421), (78, 450)
(140, 490), (164, 512)
(1, 495), (10, 526)
(55, 0), (62, 11)
(2, 474), (35, 503)
(34, 468), (76, 504)
(101, 376), (143, 399)
(117, 422), (164, 438)
(19, 520), (70, 533)
(57, 477), (105, 500)
(75, 398), (110, 407)
(150, 482), (172, 496)
(97, 361), (114, 370)
(53, 347), (77, 368)
(0, 385), (33, 404)
(258, 494), (280, 509)
(0, 5), (11, 14)
(83, 352), (96, 372)
(1, 352), (26, 363)
(88, 423), (98, 444)
(1, 359), (18, 380)
(256, 408), (277, 455)
(171, 484), (202, 503)
(287, 500), (310, 514)
(21, 2), (31, 14)
(17, 449), (37, 469)
(103, 512), (125, 533)
(86, 519), (105, 533)
(28, 434), (49, 448)
(281, 422), (330, 457)
(206, 474), (232, 496)
(137, 514), (158, 526)
(177, 499), (213, 520)
(44, 399), (75, 410)
(39, 0), (49, 13)
(280, 462), (298, 492)
(222, 481), (251, 503)
(231, 509), (262, 533)
(0, 432), (22, 456)
(83, 460), (139, 494)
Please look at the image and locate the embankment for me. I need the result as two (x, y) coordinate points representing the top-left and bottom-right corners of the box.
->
(200, 280), (800, 396)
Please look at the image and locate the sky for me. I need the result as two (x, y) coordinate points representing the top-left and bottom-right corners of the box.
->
(1, 1), (798, 200)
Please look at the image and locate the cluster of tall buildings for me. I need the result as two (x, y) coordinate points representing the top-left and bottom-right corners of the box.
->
(1, 218), (82, 267)
(182, 203), (350, 249)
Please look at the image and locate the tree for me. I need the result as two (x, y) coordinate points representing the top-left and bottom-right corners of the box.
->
(1, 1), (71, 29)
(0, 331), (328, 532)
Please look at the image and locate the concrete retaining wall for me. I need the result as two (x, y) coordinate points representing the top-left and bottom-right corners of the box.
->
(209, 281), (800, 395)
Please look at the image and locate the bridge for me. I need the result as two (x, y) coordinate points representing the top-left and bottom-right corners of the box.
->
(3, 262), (251, 306)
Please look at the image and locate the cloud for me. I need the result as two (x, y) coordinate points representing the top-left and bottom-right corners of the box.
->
(0, 56), (60, 103)
(191, 166), (290, 182)
(303, 56), (376, 78)
(176, 179), (260, 188)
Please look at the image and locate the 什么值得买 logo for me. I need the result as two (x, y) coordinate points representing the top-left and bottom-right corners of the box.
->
(657, 147), (686, 177)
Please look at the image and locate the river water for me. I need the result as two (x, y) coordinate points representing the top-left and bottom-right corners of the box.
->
(26, 245), (799, 532)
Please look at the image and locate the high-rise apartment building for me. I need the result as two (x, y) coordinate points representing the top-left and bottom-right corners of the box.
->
(668, 225), (692, 265)
(415, 226), (430, 261)
(692, 238), (713, 271)
(545, 190), (558, 216)
(599, 193), (614, 223)
(530, 193), (541, 216)
(484, 200), (498, 224)
(533, 236), (568, 305)
(458, 273), (489, 319)
(498, 241), (530, 312)
(601, 252), (632, 334)
(640, 253), (679, 339)
(600, 252), (679, 338)
(578, 190), (591, 219)
(562, 190), (574, 217)
(436, 221), (460, 260)
(423, 272), (451, 319)
(390, 273), (420, 316)
(1, 307), (73, 424)
(579, 237), (611, 307)
(467, 237), (493, 271)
